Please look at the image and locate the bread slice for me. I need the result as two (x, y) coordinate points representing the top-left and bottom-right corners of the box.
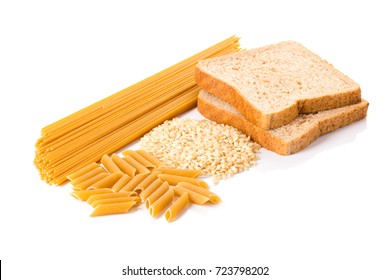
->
(198, 90), (368, 155)
(195, 41), (361, 130)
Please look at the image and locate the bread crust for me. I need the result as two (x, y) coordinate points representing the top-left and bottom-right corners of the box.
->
(197, 90), (368, 155)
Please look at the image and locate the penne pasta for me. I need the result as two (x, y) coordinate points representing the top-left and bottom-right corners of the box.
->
(149, 188), (174, 217)
(165, 192), (189, 222)
(157, 167), (202, 178)
(123, 155), (150, 174)
(66, 162), (100, 181)
(111, 174), (132, 192)
(172, 186), (210, 205)
(90, 201), (137, 217)
(136, 150), (166, 168)
(71, 188), (113, 201)
(133, 171), (161, 195)
(72, 173), (110, 191)
(90, 196), (141, 208)
(158, 174), (209, 189)
(176, 182), (221, 203)
(87, 172), (123, 190)
(119, 173), (149, 192)
(101, 154), (123, 174)
(139, 178), (163, 201)
(70, 166), (106, 186)
(87, 191), (136, 205)
(145, 182), (169, 209)
(122, 150), (155, 169)
(111, 153), (137, 177)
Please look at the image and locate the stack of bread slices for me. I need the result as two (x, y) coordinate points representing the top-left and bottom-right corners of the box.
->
(195, 41), (369, 155)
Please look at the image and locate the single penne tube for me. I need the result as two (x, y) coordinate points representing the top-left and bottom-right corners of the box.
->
(87, 172), (123, 190)
(157, 167), (202, 178)
(90, 196), (141, 208)
(123, 155), (150, 174)
(90, 201), (137, 217)
(122, 150), (155, 169)
(72, 173), (110, 191)
(87, 191), (136, 205)
(172, 186), (210, 205)
(71, 188), (113, 201)
(149, 188), (174, 217)
(165, 192), (190, 222)
(101, 154), (123, 174)
(111, 174), (132, 192)
(111, 153), (137, 177)
(66, 162), (100, 181)
(136, 150), (166, 168)
(133, 171), (161, 195)
(145, 181), (169, 209)
(176, 182), (221, 203)
(70, 166), (106, 186)
(119, 173), (149, 192)
(139, 178), (163, 200)
(158, 174), (209, 189)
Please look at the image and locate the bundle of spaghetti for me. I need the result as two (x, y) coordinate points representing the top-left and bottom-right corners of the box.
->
(34, 36), (240, 185)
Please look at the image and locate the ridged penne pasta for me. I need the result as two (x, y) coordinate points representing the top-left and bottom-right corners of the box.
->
(134, 171), (161, 195)
(136, 150), (166, 168)
(70, 166), (106, 186)
(72, 173), (110, 191)
(90, 201), (137, 217)
(67, 162), (100, 181)
(165, 192), (189, 222)
(101, 154), (123, 174)
(119, 173), (149, 192)
(158, 174), (209, 189)
(71, 188), (113, 201)
(111, 174), (132, 192)
(87, 172), (123, 190)
(176, 182), (221, 203)
(87, 191), (136, 205)
(149, 188), (174, 217)
(157, 167), (201, 178)
(172, 186), (210, 205)
(90, 196), (141, 208)
(139, 178), (163, 200)
(145, 182), (170, 209)
(123, 155), (150, 174)
(122, 150), (155, 169)
(111, 153), (136, 177)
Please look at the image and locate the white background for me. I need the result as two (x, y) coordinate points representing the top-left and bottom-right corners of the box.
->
(1, 0), (389, 279)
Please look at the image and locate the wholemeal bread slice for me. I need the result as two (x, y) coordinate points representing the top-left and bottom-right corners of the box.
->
(195, 41), (361, 130)
(198, 90), (368, 155)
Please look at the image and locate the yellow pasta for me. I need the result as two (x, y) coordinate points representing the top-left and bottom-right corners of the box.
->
(72, 173), (110, 191)
(119, 173), (149, 192)
(122, 150), (155, 169)
(145, 182), (170, 209)
(111, 153), (137, 177)
(176, 182), (221, 203)
(133, 171), (161, 195)
(165, 192), (190, 222)
(157, 167), (201, 178)
(136, 150), (166, 168)
(90, 196), (141, 208)
(87, 172), (123, 190)
(71, 188), (113, 201)
(139, 178), (163, 200)
(70, 166), (106, 186)
(90, 201), (137, 217)
(66, 162), (100, 181)
(123, 155), (150, 174)
(87, 191), (136, 205)
(172, 186), (210, 205)
(149, 188), (174, 217)
(101, 154), (123, 174)
(111, 174), (132, 192)
(158, 174), (209, 188)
